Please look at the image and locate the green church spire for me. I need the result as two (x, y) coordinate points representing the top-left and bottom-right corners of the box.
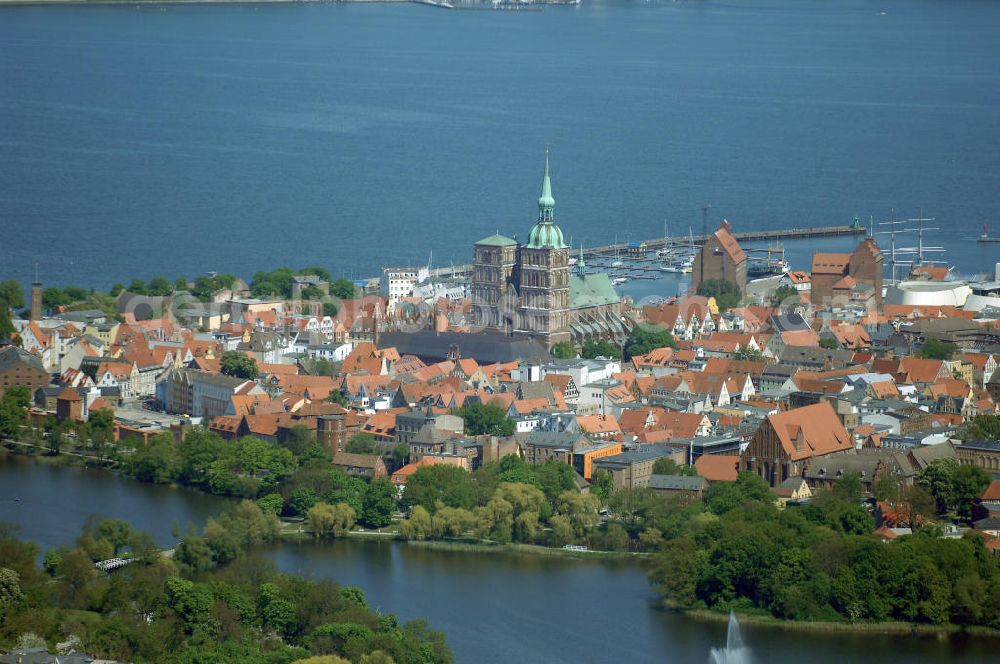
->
(538, 147), (555, 222)
(527, 148), (567, 249)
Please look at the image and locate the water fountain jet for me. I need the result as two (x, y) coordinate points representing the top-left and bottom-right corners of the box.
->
(709, 610), (750, 664)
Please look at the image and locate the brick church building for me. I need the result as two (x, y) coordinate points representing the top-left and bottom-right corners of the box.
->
(471, 153), (625, 350)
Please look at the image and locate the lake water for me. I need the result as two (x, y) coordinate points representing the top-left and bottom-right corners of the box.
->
(0, 458), (995, 663)
(1, 0), (999, 294)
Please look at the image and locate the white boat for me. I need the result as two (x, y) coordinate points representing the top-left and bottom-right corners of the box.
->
(612, 277), (628, 285)
(660, 264), (681, 273)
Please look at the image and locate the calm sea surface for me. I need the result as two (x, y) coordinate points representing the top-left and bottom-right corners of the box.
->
(1, 0), (999, 292)
(0, 459), (995, 663)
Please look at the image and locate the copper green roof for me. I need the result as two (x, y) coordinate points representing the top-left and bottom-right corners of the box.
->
(527, 222), (567, 249)
(475, 233), (518, 247)
(569, 273), (620, 309)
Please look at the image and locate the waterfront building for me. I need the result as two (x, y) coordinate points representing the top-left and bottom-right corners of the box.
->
(692, 220), (747, 293)
(380, 267), (427, 307)
(810, 239), (884, 308)
(471, 153), (624, 350)
(0, 346), (49, 398)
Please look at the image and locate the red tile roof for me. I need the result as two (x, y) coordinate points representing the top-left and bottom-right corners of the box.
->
(713, 220), (747, 264)
(694, 454), (740, 482)
(763, 401), (853, 462)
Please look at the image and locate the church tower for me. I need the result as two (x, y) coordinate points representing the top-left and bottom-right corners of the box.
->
(516, 150), (570, 347)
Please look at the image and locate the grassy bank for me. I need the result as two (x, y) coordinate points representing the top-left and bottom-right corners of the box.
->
(276, 525), (648, 561)
(0, 442), (115, 469)
(678, 607), (1000, 639)
(404, 538), (647, 560)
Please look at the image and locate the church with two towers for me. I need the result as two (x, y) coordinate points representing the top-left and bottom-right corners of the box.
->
(471, 153), (625, 350)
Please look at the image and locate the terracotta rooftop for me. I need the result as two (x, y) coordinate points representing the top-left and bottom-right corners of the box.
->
(712, 220), (747, 264)
(764, 401), (854, 462)
(811, 252), (851, 275)
(694, 454), (740, 482)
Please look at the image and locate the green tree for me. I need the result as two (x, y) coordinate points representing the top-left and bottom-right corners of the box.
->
(326, 390), (351, 407)
(128, 278), (147, 295)
(453, 402), (515, 436)
(165, 576), (214, 631)
(704, 471), (773, 515)
(918, 459), (991, 520)
(819, 337), (840, 349)
(88, 407), (114, 440)
(581, 339), (622, 360)
(299, 266), (332, 283)
(399, 505), (433, 540)
(0, 281), (25, 310)
(590, 469), (614, 502)
(250, 267), (295, 298)
(652, 457), (698, 476)
(473, 495), (514, 543)
(768, 284), (798, 307)
(346, 432), (377, 454)
(147, 276), (173, 296)
(361, 479), (396, 529)
(174, 535), (214, 573)
(556, 490), (600, 537)
(732, 346), (764, 361)
(307, 502), (356, 538)
(918, 337), (957, 360)
(403, 465), (477, 513)
(281, 424), (316, 457)
(962, 413), (1000, 441)
(190, 273), (236, 300)
(0, 306), (15, 343)
(696, 278), (741, 312)
(622, 324), (676, 360)
(950, 464), (991, 520)
(330, 278), (358, 300)
(899, 484), (936, 529)
(175, 277), (190, 292)
(513, 511), (539, 543)
(431, 505), (476, 539)
(872, 473), (900, 503)
(0, 387), (30, 439)
(649, 537), (698, 607)
(42, 287), (72, 309)
(288, 486), (319, 515)
(533, 460), (578, 505)
(548, 514), (574, 546)
(551, 341), (576, 359)
(390, 443), (409, 470)
(256, 493), (285, 516)
(125, 432), (180, 483)
(3, 385), (30, 410)
(0, 567), (23, 615)
(220, 351), (258, 380)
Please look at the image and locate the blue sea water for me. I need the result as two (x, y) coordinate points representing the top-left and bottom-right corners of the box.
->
(1, 0), (998, 292)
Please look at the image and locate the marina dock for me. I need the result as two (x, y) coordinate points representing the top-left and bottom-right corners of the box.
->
(424, 224), (866, 279)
